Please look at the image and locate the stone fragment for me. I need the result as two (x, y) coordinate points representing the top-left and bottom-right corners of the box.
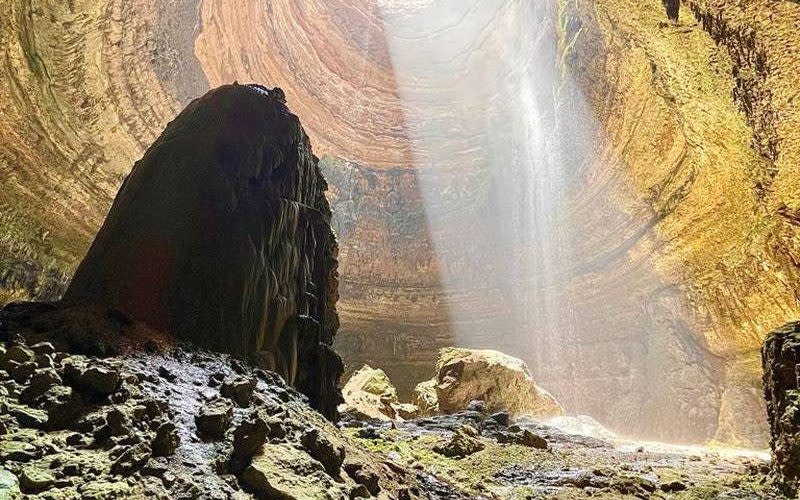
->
(106, 408), (130, 436)
(660, 480), (687, 492)
(19, 466), (55, 493)
(195, 400), (232, 439)
(110, 443), (152, 475)
(62, 463), (81, 476)
(516, 429), (548, 449)
(221, 377), (256, 407)
(41, 385), (84, 429)
(11, 406), (48, 429)
(19, 368), (62, 403)
(0, 441), (40, 462)
(343, 462), (380, 496)
(151, 422), (179, 456)
(0, 468), (20, 497)
(10, 361), (36, 383)
(411, 378), (439, 417)
(64, 360), (120, 396)
(34, 354), (55, 369)
(339, 365), (419, 421)
(231, 417), (269, 463)
(489, 411), (510, 427)
(301, 427), (345, 475)
(433, 424), (485, 458)
(265, 417), (288, 440)
(157, 365), (177, 382)
(0, 345), (35, 370)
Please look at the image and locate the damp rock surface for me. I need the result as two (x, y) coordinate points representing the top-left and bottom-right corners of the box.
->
(345, 402), (776, 499)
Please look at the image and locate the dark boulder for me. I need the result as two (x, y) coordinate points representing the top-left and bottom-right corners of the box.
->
(61, 84), (343, 419)
(762, 321), (800, 496)
(195, 399), (233, 440)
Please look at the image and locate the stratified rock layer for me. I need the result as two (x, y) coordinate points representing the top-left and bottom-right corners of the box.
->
(762, 322), (800, 497)
(62, 84), (342, 418)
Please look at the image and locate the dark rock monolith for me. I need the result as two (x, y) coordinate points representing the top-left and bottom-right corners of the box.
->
(62, 83), (342, 418)
(762, 321), (800, 496)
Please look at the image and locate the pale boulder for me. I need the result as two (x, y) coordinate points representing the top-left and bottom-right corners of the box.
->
(339, 365), (419, 421)
(434, 347), (564, 419)
(411, 378), (439, 416)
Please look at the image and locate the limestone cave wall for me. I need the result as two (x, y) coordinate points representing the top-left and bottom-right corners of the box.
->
(1, 0), (799, 445)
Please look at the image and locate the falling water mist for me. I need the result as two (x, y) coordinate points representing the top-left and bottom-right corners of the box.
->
(377, 0), (716, 443)
(378, 0), (591, 414)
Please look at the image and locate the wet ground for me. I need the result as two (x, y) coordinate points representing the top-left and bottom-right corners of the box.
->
(342, 411), (780, 499)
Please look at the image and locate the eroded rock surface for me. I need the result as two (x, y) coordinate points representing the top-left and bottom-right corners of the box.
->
(62, 84), (343, 419)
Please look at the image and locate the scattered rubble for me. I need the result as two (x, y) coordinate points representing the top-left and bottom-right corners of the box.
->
(0, 305), (444, 499)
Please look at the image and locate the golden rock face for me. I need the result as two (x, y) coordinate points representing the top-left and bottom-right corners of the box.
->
(1, 0), (798, 445)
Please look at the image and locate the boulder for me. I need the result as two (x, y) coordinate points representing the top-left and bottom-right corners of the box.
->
(231, 417), (269, 463)
(240, 443), (348, 498)
(411, 378), (439, 417)
(110, 443), (152, 476)
(151, 422), (180, 457)
(63, 360), (120, 397)
(195, 400), (233, 440)
(340, 365), (420, 421)
(61, 84), (343, 419)
(19, 466), (54, 493)
(0, 468), (20, 497)
(221, 377), (257, 407)
(432, 424), (485, 458)
(0, 345), (34, 370)
(432, 347), (564, 419)
(495, 427), (548, 449)
(762, 322), (800, 496)
(19, 368), (62, 404)
(41, 385), (85, 429)
(300, 427), (345, 475)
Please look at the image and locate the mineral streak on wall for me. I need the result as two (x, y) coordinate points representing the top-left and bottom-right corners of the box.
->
(2, 0), (800, 445)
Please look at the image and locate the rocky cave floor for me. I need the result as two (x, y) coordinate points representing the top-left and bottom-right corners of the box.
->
(0, 303), (782, 499)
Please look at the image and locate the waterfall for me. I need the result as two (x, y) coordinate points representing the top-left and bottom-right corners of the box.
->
(378, 0), (592, 405)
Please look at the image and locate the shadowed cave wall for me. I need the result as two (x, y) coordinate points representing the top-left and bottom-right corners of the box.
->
(1, 0), (799, 445)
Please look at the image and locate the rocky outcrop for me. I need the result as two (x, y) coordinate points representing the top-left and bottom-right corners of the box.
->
(0, 317), (436, 499)
(762, 321), (800, 496)
(430, 348), (564, 419)
(62, 84), (342, 418)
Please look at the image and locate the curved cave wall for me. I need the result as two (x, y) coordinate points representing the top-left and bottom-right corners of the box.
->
(1, 0), (799, 444)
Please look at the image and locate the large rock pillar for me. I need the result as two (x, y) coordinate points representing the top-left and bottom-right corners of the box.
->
(63, 84), (342, 418)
